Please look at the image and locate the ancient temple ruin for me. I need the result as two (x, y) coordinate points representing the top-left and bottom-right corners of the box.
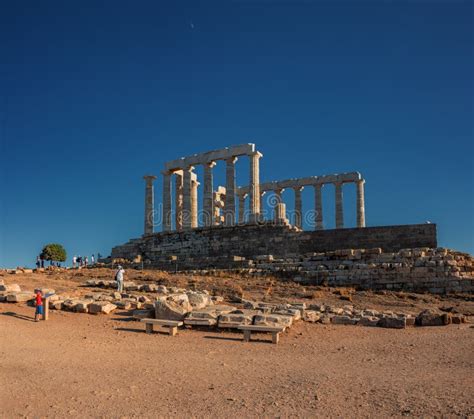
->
(112, 144), (436, 266)
(143, 143), (366, 234)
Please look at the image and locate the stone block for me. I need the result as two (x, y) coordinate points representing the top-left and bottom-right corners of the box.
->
(132, 309), (155, 319)
(331, 315), (358, 325)
(186, 291), (212, 309)
(0, 284), (21, 293)
(377, 316), (406, 329)
(89, 302), (117, 314)
(303, 310), (321, 323)
(154, 296), (192, 321)
(253, 314), (292, 328)
(415, 309), (451, 326)
(358, 316), (379, 327)
(6, 292), (35, 303)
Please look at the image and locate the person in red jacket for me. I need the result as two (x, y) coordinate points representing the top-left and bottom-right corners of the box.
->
(34, 290), (43, 322)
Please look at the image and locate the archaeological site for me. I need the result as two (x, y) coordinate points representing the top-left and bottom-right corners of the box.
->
(110, 143), (472, 295)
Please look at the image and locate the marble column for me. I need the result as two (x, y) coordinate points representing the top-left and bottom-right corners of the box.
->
(249, 151), (263, 222)
(162, 171), (172, 232)
(191, 177), (199, 228)
(294, 186), (303, 229)
(335, 181), (344, 229)
(356, 179), (366, 228)
(238, 193), (248, 224)
(175, 171), (183, 231)
(275, 202), (287, 224)
(182, 166), (194, 230)
(314, 184), (323, 230)
(203, 161), (216, 227)
(273, 189), (284, 222)
(143, 175), (157, 235)
(224, 156), (238, 226)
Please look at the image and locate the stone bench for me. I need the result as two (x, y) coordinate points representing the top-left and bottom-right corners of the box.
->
(140, 319), (183, 336)
(238, 325), (286, 344)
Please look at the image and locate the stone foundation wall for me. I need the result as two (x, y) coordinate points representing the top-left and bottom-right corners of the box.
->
(111, 223), (437, 262)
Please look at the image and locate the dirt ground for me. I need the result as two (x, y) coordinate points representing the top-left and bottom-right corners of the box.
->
(1, 269), (474, 417)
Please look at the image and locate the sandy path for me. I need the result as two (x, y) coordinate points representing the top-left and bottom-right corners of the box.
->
(1, 303), (473, 418)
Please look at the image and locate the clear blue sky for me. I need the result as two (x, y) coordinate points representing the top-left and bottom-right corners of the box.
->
(1, 0), (473, 268)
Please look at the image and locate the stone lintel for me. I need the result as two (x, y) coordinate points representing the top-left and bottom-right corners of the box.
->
(164, 143), (256, 171)
(237, 171), (362, 194)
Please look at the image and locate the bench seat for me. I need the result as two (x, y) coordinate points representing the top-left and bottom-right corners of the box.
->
(238, 325), (286, 344)
(140, 318), (183, 336)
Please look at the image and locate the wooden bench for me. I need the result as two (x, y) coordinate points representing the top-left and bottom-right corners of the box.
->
(140, 319), (183, 336)
(238, 325), (286, 344)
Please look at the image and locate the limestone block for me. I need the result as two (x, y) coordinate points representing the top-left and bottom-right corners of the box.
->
(328, 307), (344, 315)
(132, 309), (155, 319)
(358, 316), (379, 327)
(114, 301), (132, 309)
(218, 311), (255, 328)
(74, 300), (93, 313)
(377, 316), (406, 329)
(0, 284), (21, 292)
(142, 284), (158, 292)
(50, 300), (64, 310)
(6, 292), (35, 303)
(89, 302), (117, 314)
(272, 308), (301, 321)
(303, 310), (321, 323)
(186, 291), (212, 309)
(154, 296), (192, 321)
(253, 314), (292, 328)
(331, 315), (358, 325)
(309, 303), (326, 312)
(62, 299), (82, 311)
(415, 309), (451, 326)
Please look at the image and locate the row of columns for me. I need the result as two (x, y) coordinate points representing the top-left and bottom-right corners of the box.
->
(236, 179), (365, 230)
(159, 151), (262, 232)
(144, 171), (365, 234)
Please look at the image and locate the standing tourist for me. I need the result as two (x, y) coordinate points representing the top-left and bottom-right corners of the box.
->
(34, 289), (43, 322)
(72, 255), (77, 268)
(91, 254), (95, 265)
(115, 265), (125, 293)
(84, 256), (88, 267)
(36, 256), (41, 269)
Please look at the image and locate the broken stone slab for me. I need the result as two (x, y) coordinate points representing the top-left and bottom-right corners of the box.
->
(114, 300), (132, 310)
(132, 309), (155, 319)
(184, 317), (217, 327)
(309, 303), (326, 313)
(89, 302), (117, 314)
(415, 309), (451, 326)
(154, 296), (192, 321)
(74, 300), (93, 313)
(303, 310), (321, 323)
(272, 308), (301, 321)
(0, 284), (21, 293)
(377, 316), (406, 329)
(331, 315), (358, 325)
(6, 292), (35, 303)
(156, 285), (168, 294)
(253, 314), (293, 328)
(358, 316), (380, 327)
(62, 299), (83, 311)
(141, 284), (158, 292)
(186, 291), (212, 309)
(218, 311), (255, 328)
(50, 300), (65, 310)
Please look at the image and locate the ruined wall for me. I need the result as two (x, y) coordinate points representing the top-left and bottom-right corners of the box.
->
(111, 223), (437, 261)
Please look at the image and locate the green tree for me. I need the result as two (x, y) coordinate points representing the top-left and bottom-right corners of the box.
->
(40, 243), (67, 263)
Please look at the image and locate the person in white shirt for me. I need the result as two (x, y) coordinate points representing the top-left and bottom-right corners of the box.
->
(72, 255), (77, 269)
(91, 254), (95, 265)
(115, 265), (125, 292)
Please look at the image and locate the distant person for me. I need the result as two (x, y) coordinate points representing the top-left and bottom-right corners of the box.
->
(34, 289), (43, 322)
(115, 265), (125, 293)
(40, 257), (44, 268)
(84, 256), (88, 267)
(78, 256), (82, 267)
(36, 256), (40, 269)
(91, 254), (95, 265)
(72, 255), (77, 268)
(97, 252), (102, 261)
